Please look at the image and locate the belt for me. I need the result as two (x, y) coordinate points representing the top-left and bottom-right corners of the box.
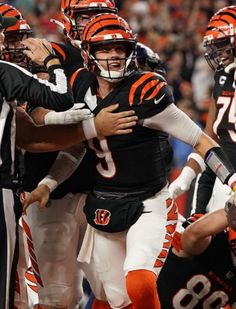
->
(93, 182), (167, 201)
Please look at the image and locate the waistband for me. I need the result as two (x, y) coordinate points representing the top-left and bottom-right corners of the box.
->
(93, 182), (167, 201)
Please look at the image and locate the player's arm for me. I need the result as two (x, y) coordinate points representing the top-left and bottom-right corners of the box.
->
(22, 143), (86, 211)
(29, 102), (138, 133)
(29, 104), (93, 125)
(16, 105), (137, 151)
(181, 209), (228, 256)
(204, 100), (218, 140)
(168, 101), (218, 198)
(16, 107), (86, 151)
(193, 167), (216, 214)
(142, 103), (236, 196)
(0, 38), (73, 111)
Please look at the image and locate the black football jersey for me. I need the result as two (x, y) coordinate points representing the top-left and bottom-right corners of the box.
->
(158, 232), (236, 308)
(72, 70), (174, 194)
(23, 45), (89, 197)
(51, 41), (84, 78)
(213, 70), (236, 149)
(194, 69), (236, 212)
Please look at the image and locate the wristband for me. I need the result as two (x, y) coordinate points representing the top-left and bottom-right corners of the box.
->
(43, 54), (60, 68)
(44, 111), (59, 125)
(204, 147), (234, 184)
(38, 177), (58, 193)
(82, 118), (97, 140)
(187, 153), (206, 172)
(180, 166), (196, 184)
(30, 63), (48, 74)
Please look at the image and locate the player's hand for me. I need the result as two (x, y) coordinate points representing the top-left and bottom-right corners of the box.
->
(94, 104), (138, 136)
(21, 38), (54, 66)
(168, 166), (196, 199)
(22, 184), (50, 214)
(44, 103), (93, 125)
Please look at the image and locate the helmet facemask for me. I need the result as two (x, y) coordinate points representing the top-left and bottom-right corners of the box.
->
(1, 24), (33, 69)
(2, 31), (32, 68)
(81, 14), (137, 82)
(203, 5), (236, 72)
(83, 41), (136, 82)
(204, 24), (235, 71)
(61, 0), (117, 42)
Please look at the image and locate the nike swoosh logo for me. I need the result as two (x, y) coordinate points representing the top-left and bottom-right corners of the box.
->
(142, 211), (152, 214)
(154, 94), (165, 104)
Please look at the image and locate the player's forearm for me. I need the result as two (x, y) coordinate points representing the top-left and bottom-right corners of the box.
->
(30, 107), (51, 125)
(16, 109), (95, 152)
(182, 209), (228, 255)
(194, 167), (216, 214)
(18, 122), (86, 152)
(38, 144), (86, 192)
(194, 133), (236, 189)
(194, 132), (218, 158)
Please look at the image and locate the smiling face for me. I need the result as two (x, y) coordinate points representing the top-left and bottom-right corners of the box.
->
(81, 13), (137, 82)
(205, 36), (234, 70)
(94, 42), (126, 72)
(203, 6), (236, 71)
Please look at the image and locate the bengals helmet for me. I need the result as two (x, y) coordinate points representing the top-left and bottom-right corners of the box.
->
(0, 3), (33, 67)
(203, 5), (236, 71)
(136, 43), (166, 76)
(0, 3), (22, 20)
(61, 0), (117, 41)
(81, 13), (137, 82)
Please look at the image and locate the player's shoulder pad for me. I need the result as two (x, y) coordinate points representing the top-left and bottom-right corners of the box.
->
(70, 68), (92, 88)
(51, 42), (67, 61)
(51, 41), (81, 61)
(128, 71), (167, 106)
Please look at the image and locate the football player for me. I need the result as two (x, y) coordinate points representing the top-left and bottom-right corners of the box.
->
(24, 14), (236, 309)
(18, 1), (138, 309)
(158, 210), (236, 309)
(168, 6), (236, 217)
(0, 13), (112, 309)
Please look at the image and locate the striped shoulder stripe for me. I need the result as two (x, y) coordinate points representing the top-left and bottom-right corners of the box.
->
(129, 73), (165, 105)
(144, 81), (166, 102)
(51, 42), (66, 61)
(70, 68), (86, 88)
(140, 79), (159, 102)
(129, 73), (155, 106)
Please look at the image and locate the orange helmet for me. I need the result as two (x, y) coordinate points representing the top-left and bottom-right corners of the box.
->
(81, 13), (137, 81)
(203, 5), (236, 71)
(0, 3), (33, 67)
(61, 0), (117, 41)
(0, 3), (22, 19)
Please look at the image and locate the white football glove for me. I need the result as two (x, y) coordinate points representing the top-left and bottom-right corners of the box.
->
(168, 166), (196, 199)
(44, 103), (93, 125)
